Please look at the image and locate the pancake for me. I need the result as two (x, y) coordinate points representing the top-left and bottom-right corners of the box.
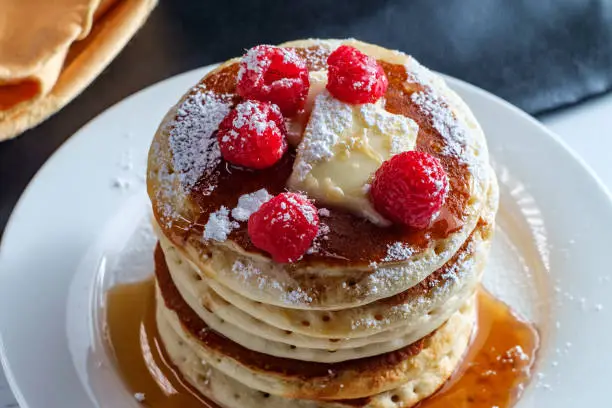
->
(146, 38), (492, 311)
(154, 191), (492, 350)
(0, 0), (157, 141)
(154, 242), (476, 400)
(158, 303), (468, 408)
(159, 223), (486, 362)
(157, 284), (476, 402)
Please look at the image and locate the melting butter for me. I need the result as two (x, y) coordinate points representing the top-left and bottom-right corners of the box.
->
(289, 90), (419, 225)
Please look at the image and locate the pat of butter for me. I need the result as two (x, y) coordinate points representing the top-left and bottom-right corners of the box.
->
(286, 71), (328, 147)
(288, 90), (419, 225)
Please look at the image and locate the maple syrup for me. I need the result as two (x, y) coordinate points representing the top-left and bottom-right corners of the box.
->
(415, 289), (540, 407)
(106, 280), (538, 408)
(106, 279), (215, 407)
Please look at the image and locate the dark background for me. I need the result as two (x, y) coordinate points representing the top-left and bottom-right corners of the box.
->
(1, 0), (611, 238)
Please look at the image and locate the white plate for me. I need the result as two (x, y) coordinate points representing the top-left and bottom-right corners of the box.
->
(1, 66), (612, 408)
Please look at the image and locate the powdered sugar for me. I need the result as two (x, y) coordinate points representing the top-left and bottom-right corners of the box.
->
(405, 57), (438, 86)
(411, 90), (466, 159)
(359, 102), (419, 155)
(280, 47), (305, 67)
(307, 222), (330, 254)
(169, 90), (233, 189)
(203, 189), (274, 241)
(295, 45), (330, 70)
(237, 46), (268, 82)
(238, 45), (306, 82)
(318, 208), (330, 217)
(294, 91), (353, 181)
(285, 193), (318, 224)
(408, 66), (486, 189)
(406, 55), (487, 189)
(231, 101), (277, 136)
(384, 242), (415, 262)
(364, 265), (406, 296)
(149, 140), (181, 227)
(231, 189), (273, 221)
(203, 206), (239, 241)
(231, 260), (313, 305)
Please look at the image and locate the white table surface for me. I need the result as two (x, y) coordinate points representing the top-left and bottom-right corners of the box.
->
(1, 92), (611, 407)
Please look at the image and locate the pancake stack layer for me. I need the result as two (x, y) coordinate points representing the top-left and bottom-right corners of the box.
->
(147, 39), (499, 407)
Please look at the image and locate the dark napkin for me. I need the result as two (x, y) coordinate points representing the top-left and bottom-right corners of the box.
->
(1, 0), (611, 236)
(166, 0), (612, 114)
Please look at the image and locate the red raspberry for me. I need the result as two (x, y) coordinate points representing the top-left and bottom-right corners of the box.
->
(217, 100), (288, 169)
(248, 192), (319, 263)
(326, 45), (388, 104)
(370, 151), (449, 229)
(237, 45), (310, 116)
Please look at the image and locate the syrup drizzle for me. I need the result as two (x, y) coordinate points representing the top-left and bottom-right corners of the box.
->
(106, 281), (539, 407)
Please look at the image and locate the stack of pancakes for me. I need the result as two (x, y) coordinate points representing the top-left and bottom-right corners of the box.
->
(147, 39), (499, 407)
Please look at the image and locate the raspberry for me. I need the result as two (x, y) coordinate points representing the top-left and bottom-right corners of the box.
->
(370, 151), (449, 229)
(326, 45), (388, 104)
(237, 45), (310, 116)
(248, 192), (319, 263)
(217, 100), (288, 169)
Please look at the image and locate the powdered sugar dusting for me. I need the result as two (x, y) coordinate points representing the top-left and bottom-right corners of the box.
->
(285, 194), (317, 224)
(407, 63), (487, 188)
(294, 91), (353, 181)
(237, 46), (268, 81)
(222, 101), (281, 148)
(431, 241), (476, 294)
(359, 102), (418, 155)
(238, 45), (306, 82)
(203, 206), (239, 241)
(404, 54), (488, 189)
(234, 101), (275, 134)
(351, 237), (478, 330)
(231, 260), (313, 305)
(231, 189), (273, 221)
(169, 90), (232, 189)
(406, 57), (438, 86)
(149, 140), (180, 227)
(307, 222), (330, 254)
(203, 189), (275, 241)
(318, 208), (330, 217)
(279, 47), (305, 67)
(384, 242), (415, 262)
(296, 45), (331, 70)
(411, 90), (465, 159)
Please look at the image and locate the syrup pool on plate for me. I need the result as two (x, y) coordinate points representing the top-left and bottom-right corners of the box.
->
(106, 280), (539, 408)
(106, 279), (215, 407)
(416, 288), (540, 407)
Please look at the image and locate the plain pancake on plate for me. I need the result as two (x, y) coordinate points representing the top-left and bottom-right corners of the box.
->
(0, 0), (157, 141)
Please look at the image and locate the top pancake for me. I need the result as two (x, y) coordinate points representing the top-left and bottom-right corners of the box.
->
(147, 38), (492, 310)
